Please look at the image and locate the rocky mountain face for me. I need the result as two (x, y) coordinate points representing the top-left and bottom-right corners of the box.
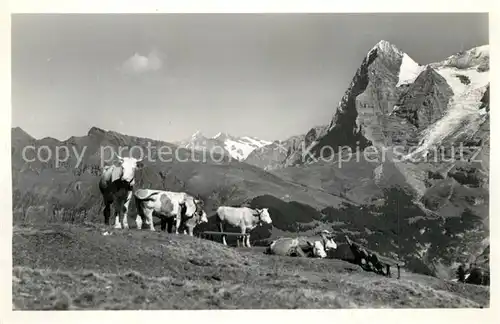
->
(245, 40), (490, 275)
(175, 131), (271, 162)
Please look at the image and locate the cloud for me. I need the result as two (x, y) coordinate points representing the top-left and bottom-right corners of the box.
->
(120, 50), (163, 74)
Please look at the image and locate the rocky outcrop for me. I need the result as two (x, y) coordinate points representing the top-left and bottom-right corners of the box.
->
(393, 66), (453, 130)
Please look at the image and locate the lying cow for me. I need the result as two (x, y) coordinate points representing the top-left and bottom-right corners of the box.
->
(466, 267), (490, 286)
(215, 206), (272, 247)
(345, 235), (399, 278)
(301, 230), (338, 253)
(265, 237), (332, 258)
(134, 189), (208, 235)
(457, 264), (490, 286)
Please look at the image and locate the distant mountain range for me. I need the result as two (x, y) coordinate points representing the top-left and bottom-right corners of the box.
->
(174, 131), (272, 161)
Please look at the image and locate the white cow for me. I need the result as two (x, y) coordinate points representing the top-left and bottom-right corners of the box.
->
(266, 232), (336, 259)
(215, 206), (273, 247)
(99, 156), (143, 229)
(134, 189), (208, 235)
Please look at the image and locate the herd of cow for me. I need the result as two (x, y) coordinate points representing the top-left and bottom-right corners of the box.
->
(98, 156), (272, 246)
(97, 156), (489, 285)
(98, 156), (350, 259)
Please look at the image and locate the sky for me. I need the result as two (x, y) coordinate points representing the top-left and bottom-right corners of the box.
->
(11, 13), (489, 142)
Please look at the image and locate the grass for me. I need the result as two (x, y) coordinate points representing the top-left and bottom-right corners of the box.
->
(12, 223), (489, 310)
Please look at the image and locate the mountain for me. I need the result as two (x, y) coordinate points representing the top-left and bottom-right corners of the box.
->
(175, 131), (271, 161)
(299, 40), (489, 215)
(245, 40), (490, 275)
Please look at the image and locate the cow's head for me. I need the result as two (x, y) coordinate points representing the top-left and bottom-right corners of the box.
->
(320, 231), (337, 251)
(308, 240), (327, 258)
(115, 155), (143, 184)
(186, 196), (208, 224)
(256, 208), (272, 224)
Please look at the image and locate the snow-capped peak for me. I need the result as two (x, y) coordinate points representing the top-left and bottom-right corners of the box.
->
(471, 45), (489, 57)
(191, 130), (203, 139)
(178, 130), (272, 161)
(219, 134), (272, 161)
(375, 40), (401, 53)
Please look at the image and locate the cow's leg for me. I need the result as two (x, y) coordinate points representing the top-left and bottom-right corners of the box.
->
(135, 200), (146, 230)
(239, 227), (247, 247)
(121, 190), (133, 230)
(160, 218), (167, 232)
(167, 218), (174, 234)
(246, 234), (251, 248)
(386, 265), (391, 277)
(219, 221), (227, 246)
(187, 225), (194, 236)
(144, 208), (155, 231)
(295, 246), (307, 257)
(397, 265), (401, 279)
(113, 205), (122, 229)
(103, 201), (111, 226)
(175, 214), (182, 235)
(135, 214), (143, 230)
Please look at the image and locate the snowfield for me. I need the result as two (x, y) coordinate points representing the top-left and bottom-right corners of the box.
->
(396, 53), (426, 87)
(400, 45), (489, 160)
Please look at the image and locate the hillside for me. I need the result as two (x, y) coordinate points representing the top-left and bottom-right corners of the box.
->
(12, 224), (489, 309)
(11, 126), (347, 236)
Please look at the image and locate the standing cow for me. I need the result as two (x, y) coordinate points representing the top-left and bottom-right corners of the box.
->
(216, 206), (273, 247)
(134, 189), (208, 235)
(99, 156), (143, 229)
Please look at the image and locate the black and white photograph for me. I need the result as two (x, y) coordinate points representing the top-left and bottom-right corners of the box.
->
(6, 7), (492, 312)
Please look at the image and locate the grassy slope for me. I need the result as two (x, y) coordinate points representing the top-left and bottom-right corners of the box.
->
(12, 223), (488, 310)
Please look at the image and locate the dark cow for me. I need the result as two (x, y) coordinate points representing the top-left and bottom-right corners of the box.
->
(457, 263), (490, 286)
(344, 235), (401, 278)
(99, 156), (143, 229)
